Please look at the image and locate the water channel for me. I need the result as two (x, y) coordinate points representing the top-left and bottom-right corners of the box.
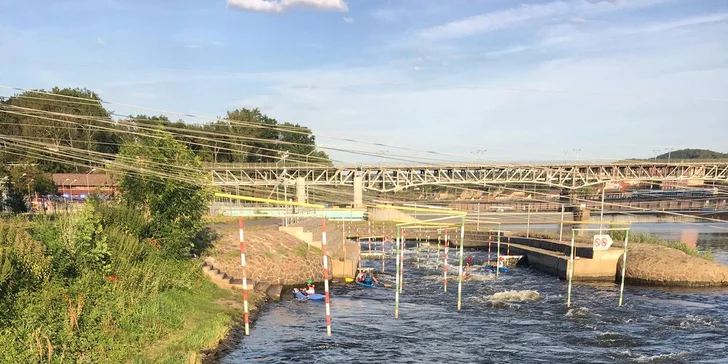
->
(222, 223), (728, 363)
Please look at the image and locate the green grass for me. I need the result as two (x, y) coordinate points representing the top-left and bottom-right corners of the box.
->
(610, 230), (714, 261)
(0, 205), (259, 363)
(135, 282), (239, 364)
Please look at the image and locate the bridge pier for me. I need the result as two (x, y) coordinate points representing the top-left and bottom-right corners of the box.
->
(296, 177), (306, 204)
(353, 176), (363, 208)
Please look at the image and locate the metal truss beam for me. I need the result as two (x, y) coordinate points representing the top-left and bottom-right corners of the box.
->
(209, 163), (728, 192)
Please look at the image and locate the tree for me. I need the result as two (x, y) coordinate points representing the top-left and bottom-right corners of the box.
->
(115, 130), (212, 259)
(2, 180), (27, 214)
(1, 87), (112, 173)
(33, 174), (57, 195)
(656, 149), (728, 160)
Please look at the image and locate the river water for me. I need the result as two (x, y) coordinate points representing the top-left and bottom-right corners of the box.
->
(222, 223), (728, 363)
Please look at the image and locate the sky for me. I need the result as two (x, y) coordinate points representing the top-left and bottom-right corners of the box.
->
(0, 0), (727, 165)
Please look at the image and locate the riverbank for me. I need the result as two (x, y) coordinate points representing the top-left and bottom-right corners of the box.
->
(0, 205), (265, 363)
(198, 219), (326, 362)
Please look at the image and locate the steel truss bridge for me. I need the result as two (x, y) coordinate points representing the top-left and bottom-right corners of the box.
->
(209, 162), (728, 192)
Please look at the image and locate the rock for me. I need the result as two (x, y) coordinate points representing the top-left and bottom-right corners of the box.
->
(266, 285), (283, 301)
(617, 244), (728, 287)
(254, 281), (271, 292)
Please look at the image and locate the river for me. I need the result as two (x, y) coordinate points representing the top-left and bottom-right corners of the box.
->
(222, 223), (728, 363)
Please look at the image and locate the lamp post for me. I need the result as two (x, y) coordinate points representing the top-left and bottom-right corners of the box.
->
(63, 178), (70, 212)
(378, 150), (388, 164)
(86, 168), (97, 199)
(472, 149), (486, 164)
(69, 179), (77, 209)
(572, 149), (582, 162)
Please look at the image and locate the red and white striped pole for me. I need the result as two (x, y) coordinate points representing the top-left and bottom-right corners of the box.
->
(238, 217), (250, 336)
(443, 227), (449, 292)
(368, 220), (372, 253)
(321, 219), (332, 336)
(487, 231), (492, 267)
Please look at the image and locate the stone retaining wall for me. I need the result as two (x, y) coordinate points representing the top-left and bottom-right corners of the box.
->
(208, 226), (325, 297)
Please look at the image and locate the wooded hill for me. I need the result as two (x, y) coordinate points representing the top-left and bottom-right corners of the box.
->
(655, 149), (728, 160)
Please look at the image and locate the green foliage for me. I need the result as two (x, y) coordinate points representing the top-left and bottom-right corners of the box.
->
(609, 230), (714, 260)
(2, 179), (28, 214)
(33, 174), (58, 195)
(1, 87), (111, 173)
(0, 202), (237, 363)
(1, 87), (332, 172)
(655, 148), (728, 160)
(116, 131), (212, 259)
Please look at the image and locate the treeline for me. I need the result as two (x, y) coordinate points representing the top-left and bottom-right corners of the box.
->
(0, 87), (331, 174)
(655, 149), (728, 160)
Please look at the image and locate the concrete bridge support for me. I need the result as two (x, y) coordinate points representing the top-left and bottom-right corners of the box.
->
(353, 175), (363, 208)
(296, 177), (306, 204)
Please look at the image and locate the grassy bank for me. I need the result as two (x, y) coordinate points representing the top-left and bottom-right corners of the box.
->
(609, 230), (714, 261)
(0, 204), (247, 363)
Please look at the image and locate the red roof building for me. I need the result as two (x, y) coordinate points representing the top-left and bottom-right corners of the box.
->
(52, 173), (117, 197)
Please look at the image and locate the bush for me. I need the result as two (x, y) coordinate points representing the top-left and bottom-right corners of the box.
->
(0, 203), (232, 363)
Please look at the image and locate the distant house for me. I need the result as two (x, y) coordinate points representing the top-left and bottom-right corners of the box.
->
(52, 173), (117, 197)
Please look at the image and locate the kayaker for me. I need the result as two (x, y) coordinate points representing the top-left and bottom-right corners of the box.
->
(305, 279), (316, 295)
(364, 271), (378, 284)
(356, 271), (366, 282)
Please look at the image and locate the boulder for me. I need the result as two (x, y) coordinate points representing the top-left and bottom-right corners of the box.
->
(266, 285), (283, 301)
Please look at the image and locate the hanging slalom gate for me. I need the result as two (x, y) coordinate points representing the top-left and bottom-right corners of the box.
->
(567, 227), (632, 308)
(238, 217), (250, 336)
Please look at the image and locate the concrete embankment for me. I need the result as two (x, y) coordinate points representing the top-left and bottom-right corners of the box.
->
(463, 231), (728, 287)
(462, 232), (621, 281)
(281, 219), (361, 279)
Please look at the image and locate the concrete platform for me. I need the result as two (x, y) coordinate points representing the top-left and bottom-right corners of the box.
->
(465, 233), (623, 281)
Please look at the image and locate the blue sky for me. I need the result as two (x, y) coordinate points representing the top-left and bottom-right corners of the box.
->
(1, 0), (727, 164)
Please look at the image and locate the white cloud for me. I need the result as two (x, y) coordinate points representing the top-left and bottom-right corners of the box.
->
(96, 37), (105, 46)
(211, 41), (226, 46)
(571, 17), (587, 23)
(343, 16), (353, 23)
(416, 0), (666, 41)
(413, 66), (424, 71)
(226, 0), (348, 13)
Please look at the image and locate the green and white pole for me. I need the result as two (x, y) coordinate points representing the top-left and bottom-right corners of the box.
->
(618, 230), (630, 307)
(395, 226), (401, 319)
(567, 230), (576, 307)
(457, 218), (466, 311)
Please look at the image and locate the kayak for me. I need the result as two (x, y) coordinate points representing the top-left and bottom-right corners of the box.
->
(485, 265), (509, 273)
(356, 281), (377, 288)
(293, 291), (326, 301)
